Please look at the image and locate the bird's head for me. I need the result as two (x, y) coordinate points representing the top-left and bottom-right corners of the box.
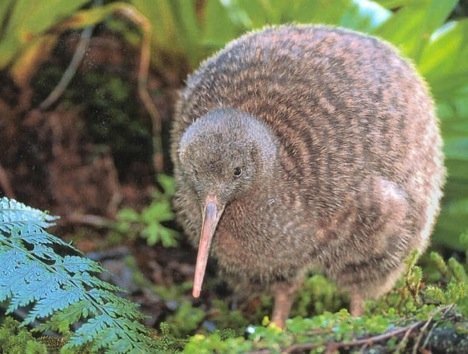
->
(178, 108), (277, 297)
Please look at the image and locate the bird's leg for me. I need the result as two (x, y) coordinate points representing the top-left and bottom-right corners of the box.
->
(271, 280), (301, 329)
(349, 292), (364, 316)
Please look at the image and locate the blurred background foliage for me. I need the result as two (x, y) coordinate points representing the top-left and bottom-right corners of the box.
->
(0, 0), (467, 252)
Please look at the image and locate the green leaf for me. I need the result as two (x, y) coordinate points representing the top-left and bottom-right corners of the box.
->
(419, 20), (468, 99)
(159, 226), (177, 248)
(0, 198), (57, 227)
(0, 0), (14, 36)
(0, 197), (158, 352)
(174, 0), (203, 66)
(213, 0), (391, 33)
(434, 198), (468, 250)
(374, 0), (413, 9)
(157, 173), (176, 196)
(0, 0), (89, 68)
(130, 0), (195, 68)
(117, 208), (140, 222)
(335, 0), (391, 32)
(444, 137), (468, 161)
(438, 94), (468, 124)
(202, 0), (241, 48)
(375, 0), (458, 61)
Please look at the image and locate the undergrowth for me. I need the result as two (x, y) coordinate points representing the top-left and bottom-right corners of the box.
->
(178, 250), (467, 354)
(0, 317), (47, 354)
(112, 174), (178, 247)
(0, 196), (466, 353)
(0, 197), (159, 353)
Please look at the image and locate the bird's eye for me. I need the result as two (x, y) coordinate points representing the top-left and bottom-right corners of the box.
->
(233, 167), (242, 178)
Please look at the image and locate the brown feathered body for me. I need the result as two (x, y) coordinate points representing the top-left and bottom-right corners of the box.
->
(171, 25), (444, 320)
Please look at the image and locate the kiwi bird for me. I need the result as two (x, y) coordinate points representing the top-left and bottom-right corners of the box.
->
(171, 25), (444, 328)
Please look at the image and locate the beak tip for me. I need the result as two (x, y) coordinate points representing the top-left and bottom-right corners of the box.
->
(192, 288), (201, 298)
(193, 195), (222, 300)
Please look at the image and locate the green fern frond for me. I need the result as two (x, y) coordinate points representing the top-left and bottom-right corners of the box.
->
(0, 197), (158, 353)
(0, 198), (58, 227)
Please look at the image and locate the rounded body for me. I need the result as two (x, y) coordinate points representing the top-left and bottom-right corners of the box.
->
(171, 25), (444, 298)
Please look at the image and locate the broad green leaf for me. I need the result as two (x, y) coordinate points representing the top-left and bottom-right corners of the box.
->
(0, 0), (14, 36)
(374, 0), (413, 8)
(131, 0), (179, 48)
(131, 0), (187, 65)
(54, 3), (129, 30)
(375, 0), (458, 61)
(445, 161), (468, 190)
(0, 0), (89, 68)
(10, 35), (58, 86)
(444, 137), (468, 161)
(292, 0), (352, 24)
(202, 0), (240, 48)
(338, 0), (391, 32)
(419, 20), (468, 99)
(434, 198), (468, 250)
(216, 0), (260, 28)
(175, 0), (203, 65)
(437, 81), (468, 241)
(215, 0), (391, 32)
(443, 180), (468, 205)
(442, 123), (468, 141)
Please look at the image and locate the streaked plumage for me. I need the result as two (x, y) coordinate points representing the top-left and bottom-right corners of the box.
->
(170, 25), (445, 327)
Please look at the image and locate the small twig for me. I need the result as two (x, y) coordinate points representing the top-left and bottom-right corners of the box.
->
(38, 0), (103, 111)
(281, 342), (322, 353)
(282, 306), (454, 354)
(328, 321), (424, 352)
(86, 246), (130, 261)
(358, 343), (369, 354)
(61, 213), (113, 228)
(38, 25), (94, 111)
(413, 305), (454, 354)
(282, 321), (424, 354)
(0, 162), (15, 198)
(395, 320), (415, 353)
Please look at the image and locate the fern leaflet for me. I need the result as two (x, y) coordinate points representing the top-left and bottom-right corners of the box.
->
(0, 197), (158, 353)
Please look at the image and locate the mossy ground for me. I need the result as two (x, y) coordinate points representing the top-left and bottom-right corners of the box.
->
(2, 247), (465, 353)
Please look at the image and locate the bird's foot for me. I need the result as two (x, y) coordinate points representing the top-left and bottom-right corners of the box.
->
(271, 280), (302, 329)
(350, 293), (364, 316)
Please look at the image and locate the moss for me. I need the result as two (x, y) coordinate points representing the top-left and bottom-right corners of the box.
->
(175, 249), (468, 353)
(0, 317), (47, 354)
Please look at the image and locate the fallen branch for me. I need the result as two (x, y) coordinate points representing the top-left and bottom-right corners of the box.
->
(281, 306), (454, 354)
(281, 322), (423, 354)
(61, 213), (113, 228)
(412, 305), (454, 354)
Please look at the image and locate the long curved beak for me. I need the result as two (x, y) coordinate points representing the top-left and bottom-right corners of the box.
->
(192, 194), (224, 298)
